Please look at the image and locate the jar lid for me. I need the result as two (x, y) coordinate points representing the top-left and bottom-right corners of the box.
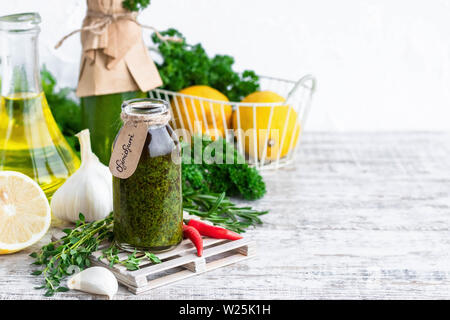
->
(121, 98), (171, 125)
(0, 12), (41, 32)
(122, 98), (169, 116)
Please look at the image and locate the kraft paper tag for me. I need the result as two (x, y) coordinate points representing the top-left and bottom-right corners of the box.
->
(109, 122), (148, 179)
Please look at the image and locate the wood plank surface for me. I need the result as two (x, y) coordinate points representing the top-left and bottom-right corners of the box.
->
(1, 132), (450, 300)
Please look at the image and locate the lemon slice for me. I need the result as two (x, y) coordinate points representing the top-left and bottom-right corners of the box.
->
(0, 171), (51, 254)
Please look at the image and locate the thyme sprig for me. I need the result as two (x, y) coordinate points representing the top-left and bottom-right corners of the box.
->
(30, 213), (113, 296)
(100, 245), (161, 271)
(29, 213), (160, 296)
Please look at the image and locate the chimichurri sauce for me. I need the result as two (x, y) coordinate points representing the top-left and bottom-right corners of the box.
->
(113, 126), (183, 252)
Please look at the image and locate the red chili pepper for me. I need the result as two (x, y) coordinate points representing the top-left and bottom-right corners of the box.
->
(183, 224), (203, 257)
(187, 219), (243, 241)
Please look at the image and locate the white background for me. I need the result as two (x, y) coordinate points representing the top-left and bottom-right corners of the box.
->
(2, 0), (450, 131)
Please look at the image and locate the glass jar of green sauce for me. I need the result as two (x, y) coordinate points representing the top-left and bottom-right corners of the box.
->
(112, 98), (183, 252)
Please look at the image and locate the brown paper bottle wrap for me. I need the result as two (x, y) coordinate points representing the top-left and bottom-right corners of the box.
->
(76, 0), (162, 97)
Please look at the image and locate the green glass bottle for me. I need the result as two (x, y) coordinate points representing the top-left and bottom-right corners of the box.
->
(76, 0), (162, 165)
(80, 91), (147, 165)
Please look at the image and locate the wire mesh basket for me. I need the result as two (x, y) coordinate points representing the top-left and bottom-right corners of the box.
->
(149, 74), (316, 170)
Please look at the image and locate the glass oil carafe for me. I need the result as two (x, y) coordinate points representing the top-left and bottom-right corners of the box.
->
(0, 13), (80, 198)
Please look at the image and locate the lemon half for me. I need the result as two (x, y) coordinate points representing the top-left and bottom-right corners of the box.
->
(0, 171), (51, 254)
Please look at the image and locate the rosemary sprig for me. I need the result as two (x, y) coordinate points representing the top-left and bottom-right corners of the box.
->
(183, 191), (268, 233)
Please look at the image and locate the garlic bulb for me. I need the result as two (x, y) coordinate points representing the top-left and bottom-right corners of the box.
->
(67, 267), (118, 299)
(51, 129), (113, 222)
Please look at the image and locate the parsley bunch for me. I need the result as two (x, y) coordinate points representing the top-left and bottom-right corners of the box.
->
(122, 0), (151, 12)
(182, 136), (267, 200)
(152, 28), (260, 102)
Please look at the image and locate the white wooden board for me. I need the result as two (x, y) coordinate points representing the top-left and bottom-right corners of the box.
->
(2, 132), (450, 299)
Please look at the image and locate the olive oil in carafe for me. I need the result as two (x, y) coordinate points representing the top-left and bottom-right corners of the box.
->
(0, 92), (80, 198)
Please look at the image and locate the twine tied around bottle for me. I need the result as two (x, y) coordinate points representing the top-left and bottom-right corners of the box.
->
(55, 10), (182, 49)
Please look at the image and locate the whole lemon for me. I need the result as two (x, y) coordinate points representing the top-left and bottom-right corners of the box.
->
(174, 85), (232, 139)
(232, 91), (301, 160)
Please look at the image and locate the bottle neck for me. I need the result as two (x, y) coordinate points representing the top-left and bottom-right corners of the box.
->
(1, 28), (42, 97)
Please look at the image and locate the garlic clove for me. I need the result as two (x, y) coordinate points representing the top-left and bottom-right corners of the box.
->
(67, 267), (118, 299)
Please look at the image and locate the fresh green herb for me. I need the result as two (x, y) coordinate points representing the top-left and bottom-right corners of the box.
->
(152, 29), (260, 102)
(41, 66), (82, 154)
(100, 246), (161, 271)
(30, 213), (161, 296)
(181, 136), (267, 232)
(122, 0), (151, 12)
(30, 213), (113, 296)
(182, 135), (266, 200)
(183, 191), (268, 234)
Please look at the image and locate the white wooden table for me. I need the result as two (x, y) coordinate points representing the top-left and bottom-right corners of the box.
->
(1, 132), (450, 300)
